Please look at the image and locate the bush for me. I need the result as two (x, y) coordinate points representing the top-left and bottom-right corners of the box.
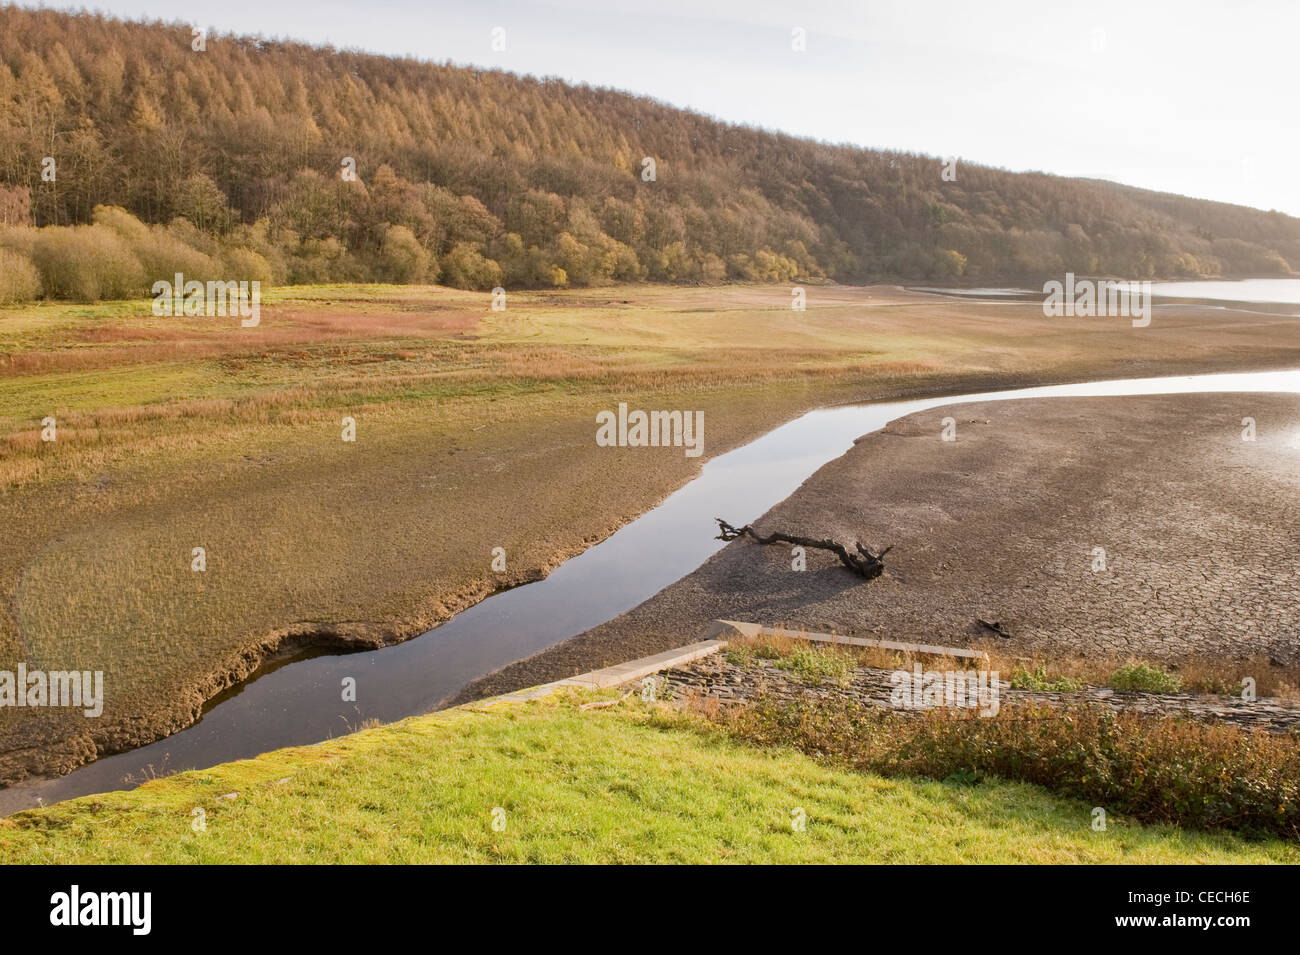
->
(376, 225), (436, 284)
(220, 247), (275, 286)
(91, 204), (150, 243)
(287, 236), (362, 284)
(774, 646), (853, 686)
(92, 207), (222, 287)
(1109, 661), (1184, 694)
(441, 242), (503, 290)
(164, 217), (220, 257)
(228, 220), (290, 284)
(0, 248), (41, 303)
(2, 215), (281, 301)
(1009, 663), (1084, 693)
(723, 646), (754, 667)
(30, 224), (145, 300)
(933, 248), (968, 277)
(0, 225), (37, 259)
(707, 696), (1300, 839)
(606, 240), (645, 281)
(751, 249), (800, 282)
(133, 229), (221, 285)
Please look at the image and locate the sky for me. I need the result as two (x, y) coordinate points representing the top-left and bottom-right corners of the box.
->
(24, 0), (1300, 216)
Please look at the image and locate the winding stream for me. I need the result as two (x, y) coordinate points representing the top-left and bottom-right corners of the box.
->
(4, 366), (1300, 814)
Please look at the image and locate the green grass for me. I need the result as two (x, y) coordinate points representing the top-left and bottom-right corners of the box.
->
(775, 645), (855, 686)
(0, 362), (220, 422)
(0, 694), (1293, 864)
(1010, 664), (1086, 693)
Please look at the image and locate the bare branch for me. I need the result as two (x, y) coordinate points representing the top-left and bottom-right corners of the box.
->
(714, 518), (891, 580)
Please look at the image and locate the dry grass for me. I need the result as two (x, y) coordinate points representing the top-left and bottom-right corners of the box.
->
(696, 693), (1300, 840)
(725, 629), (1300, 701)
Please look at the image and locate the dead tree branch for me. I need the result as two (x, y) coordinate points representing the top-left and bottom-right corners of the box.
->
(714, 518), (891, 580)
(977, 618), (1011, 639)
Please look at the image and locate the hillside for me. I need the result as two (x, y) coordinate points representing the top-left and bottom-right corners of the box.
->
(1, 4), (1298, 300)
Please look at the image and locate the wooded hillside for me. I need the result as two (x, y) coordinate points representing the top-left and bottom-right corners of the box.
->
(1, 5), (1296, 300)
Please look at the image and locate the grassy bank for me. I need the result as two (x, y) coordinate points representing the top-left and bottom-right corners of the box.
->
(5, 282), (1300, 782)
(0, 693), (1294, 864)
(699, 638), (1300, 839)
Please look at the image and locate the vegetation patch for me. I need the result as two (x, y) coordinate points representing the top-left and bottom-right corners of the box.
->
(1010, 664), (1085, 693)
(0, 695), (1294, 864)
(1108, 661), (1185, 694)
(773, 646), (855, 686)
(697, 695), (1300, 841)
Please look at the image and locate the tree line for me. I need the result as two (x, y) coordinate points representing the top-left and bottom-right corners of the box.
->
(1, 5), (1296, 302)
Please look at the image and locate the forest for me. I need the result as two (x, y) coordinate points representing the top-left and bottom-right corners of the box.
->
(1, 4), (1297, 302)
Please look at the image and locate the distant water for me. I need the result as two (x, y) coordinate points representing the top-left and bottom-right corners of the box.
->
(908, 286), (1035, 298)
(915, 278), (1300, 308)
(1149, 279), (1300, 305)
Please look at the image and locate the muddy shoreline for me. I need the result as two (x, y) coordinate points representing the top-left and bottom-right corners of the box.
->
(6, 352), (1300, 792)
(456, 388), (1300, 703)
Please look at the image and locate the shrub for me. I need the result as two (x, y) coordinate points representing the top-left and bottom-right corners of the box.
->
(287, 236), (362, 284)
(0, 224), (37, 258)
(751, 248), (800, 282)
(376, 225), (436, 284)
(933, 248), (968, 277)
(705, 696), (1300, 839)
(774, 646), (853, 686)
(1109, 661), (1184, 694)
(91, 204), (150, 243)
(133, 229), (221, 285)
(1009, 663), (1084, 693)
(91, 207), (224, 287)
(699, 252), (727, 284)
(220, 247), (275, 286)
(723, 646), (754, 667)
(164, 217), (220, 257)
(0, 248), (41, 303)
(606, 240), (645, 281)
(441, 242), (503, 290)
(228, 219), (290, 284)
(1, 215), (281, 301)
(30, 224), (145, 300)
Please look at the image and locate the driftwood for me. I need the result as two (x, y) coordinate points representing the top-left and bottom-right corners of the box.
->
(714, 518), (891, 580)
(977, 618), (1012, 639)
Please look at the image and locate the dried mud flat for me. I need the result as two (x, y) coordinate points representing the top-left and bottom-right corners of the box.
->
(459, 391), (1300, 700)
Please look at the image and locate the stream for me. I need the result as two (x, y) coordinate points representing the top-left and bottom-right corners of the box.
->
(3, 365), (1299, 814)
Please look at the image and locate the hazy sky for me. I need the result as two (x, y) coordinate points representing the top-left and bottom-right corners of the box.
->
(28, 0), (1300, 216)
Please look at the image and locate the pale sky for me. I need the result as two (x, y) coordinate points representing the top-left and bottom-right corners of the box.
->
(24, 0), (1300, 216)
